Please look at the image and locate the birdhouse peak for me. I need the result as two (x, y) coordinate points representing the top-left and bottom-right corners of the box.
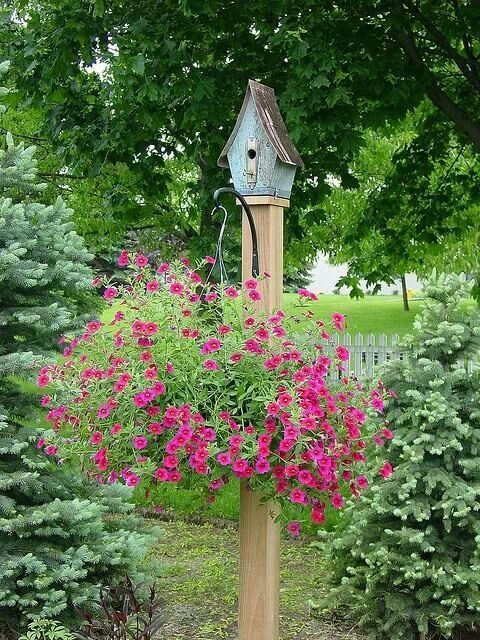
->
(218, 80), (303, 170)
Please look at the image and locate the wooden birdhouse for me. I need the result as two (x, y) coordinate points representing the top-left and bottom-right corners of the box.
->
(217, 80), (303, 199)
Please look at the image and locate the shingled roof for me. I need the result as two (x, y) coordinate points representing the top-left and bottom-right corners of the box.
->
(217, 80), (304, 169)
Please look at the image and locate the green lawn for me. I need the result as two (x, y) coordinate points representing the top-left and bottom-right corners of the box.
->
(103, 294), (422, 336)
(284, 293), (422, 336)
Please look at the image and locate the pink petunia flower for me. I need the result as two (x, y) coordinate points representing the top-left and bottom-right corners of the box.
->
(371, 395), (384, 413)
(289, 488), (308, 504)
(153, 381), (166, 395)
(203, 359), (219, 371)
(255, 328), (269, 342)
(90, 431), (103, 445)
(278, 392), (293, 407)
(87, 321), (103, 334)
(103, 287), (118, 300)
(201, 338), (222, 354)
(126, 473), (140, 487)
(218, 324), (232, 336)
(133, 435), (148, 450)
(244, 278), (258, 290)
(118, 250), (129, 267)
(97, 404), (111, 419)
(133, 393), (148, 408)
(287, 521), (301, 537)
(144, 367), (158, 381)
(311, 508), (326, 524)
(169, 282), (184, 295)
(135, 255), (149, 268)
(331, 492), (344, 509)
(217, 452), (232, 466)
(154, 467), (169, 481)
(148, 422), (163, 434)
(232, 458), (249, 476)
(41, 395), (51, 407)
(44, 444), (58, 456)
(356, 475), (368, 489)
(37, 373), (50, 387)
(225, 286), (239, 299)
(332, 312), (346, 331)
(255, 458), (270, 474)
(336, 346), (349, 362)
(190, 272), (202, 284)
(157, 262), (170, 274)
(298, 288), (318, 301)
(379, 462), (393, 478)
(146, 280), (159, 292)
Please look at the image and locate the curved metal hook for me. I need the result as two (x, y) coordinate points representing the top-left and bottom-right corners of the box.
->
(213, 187), (260, 278)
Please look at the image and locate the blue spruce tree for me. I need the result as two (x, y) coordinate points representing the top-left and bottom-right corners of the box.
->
(0, 63), (158, 632)
(326, 274), (480, 640)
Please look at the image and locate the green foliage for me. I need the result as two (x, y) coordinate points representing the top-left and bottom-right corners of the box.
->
(319, 117), (480, 297)
(0, 416), (160, 631)
(18, 619), (74, 640)
(0, 65), (158, 635)
(75, 576), (162, 640)
(3, 2), (480, 289)
(324, 273), (480, 639)
(0, 63), (97, 420)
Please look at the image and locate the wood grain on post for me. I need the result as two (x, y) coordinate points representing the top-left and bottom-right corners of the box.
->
(238, 195), (288, 640)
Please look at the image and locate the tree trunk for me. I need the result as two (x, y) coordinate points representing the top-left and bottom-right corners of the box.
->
(401, 275), (410, 311)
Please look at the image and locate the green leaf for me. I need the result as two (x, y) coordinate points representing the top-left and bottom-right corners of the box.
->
(132, 54), (145, 76)
(91, 0), (105, 17)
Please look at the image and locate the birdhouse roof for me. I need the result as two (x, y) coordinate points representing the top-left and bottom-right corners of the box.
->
(217, 80), (304, 169)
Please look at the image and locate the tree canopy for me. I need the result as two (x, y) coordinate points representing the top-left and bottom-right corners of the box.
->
(3, 1), (479, 290)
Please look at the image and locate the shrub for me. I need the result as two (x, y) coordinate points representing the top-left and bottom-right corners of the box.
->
(39, 252), (392, 532)
(0, 69), (158, 632)
(0, 414), (159, 631)
(324, 273), (480, 639)
(18, 619), (74, 640)
(75, 576), (162, 640)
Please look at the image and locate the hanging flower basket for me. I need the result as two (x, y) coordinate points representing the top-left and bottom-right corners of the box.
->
(38, 252), (392, 531)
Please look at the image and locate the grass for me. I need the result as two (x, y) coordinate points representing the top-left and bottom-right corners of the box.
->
(284, 293), (422, 336)
(135, 480), (346, 536)
(145, 519), (362, 640)
(103, 293), (422, 336)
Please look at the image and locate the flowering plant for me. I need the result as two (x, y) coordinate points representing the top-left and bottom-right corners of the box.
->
(38, 252), (393, 531)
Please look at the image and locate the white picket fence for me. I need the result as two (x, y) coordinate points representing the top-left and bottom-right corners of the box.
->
(324, 333), (478, 380)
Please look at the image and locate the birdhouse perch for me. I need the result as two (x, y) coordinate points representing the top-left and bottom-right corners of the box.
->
(218, 80), (303, 199)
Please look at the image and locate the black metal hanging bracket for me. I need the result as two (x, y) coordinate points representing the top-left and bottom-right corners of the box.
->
(212, 187), (260, 279)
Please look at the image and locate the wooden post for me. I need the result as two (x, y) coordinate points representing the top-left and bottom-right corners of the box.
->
(238, 194), (289, 640)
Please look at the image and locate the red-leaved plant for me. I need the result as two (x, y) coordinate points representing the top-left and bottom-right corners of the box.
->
(38, 252), (393, 533)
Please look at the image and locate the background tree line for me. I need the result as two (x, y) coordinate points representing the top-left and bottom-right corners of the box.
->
(1, 0), (479, 295)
